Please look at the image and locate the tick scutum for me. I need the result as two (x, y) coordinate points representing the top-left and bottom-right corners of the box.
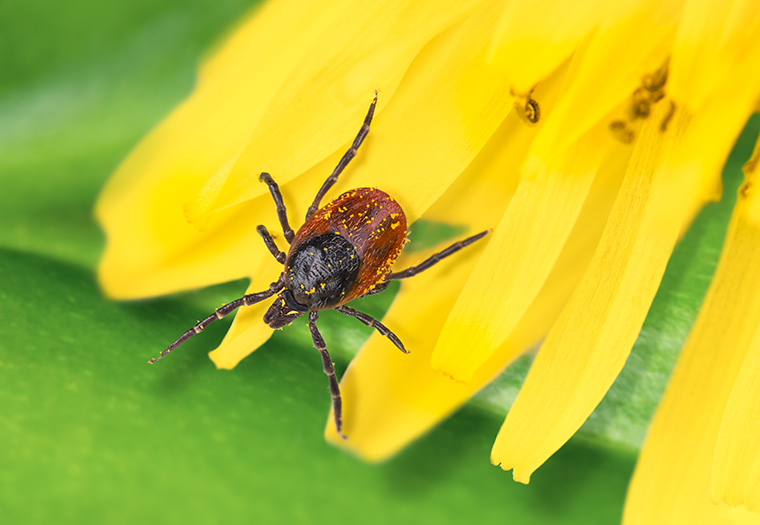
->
(286, 233), (360, 309)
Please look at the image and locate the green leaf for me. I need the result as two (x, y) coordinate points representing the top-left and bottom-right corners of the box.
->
(0, 251), (635, 523)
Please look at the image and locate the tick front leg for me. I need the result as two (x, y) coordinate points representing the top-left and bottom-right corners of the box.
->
(304, 91), (378, 221)
(308, 310), (347, 440)
(259, 172), (295, 243)
(256, 225), (286, 263)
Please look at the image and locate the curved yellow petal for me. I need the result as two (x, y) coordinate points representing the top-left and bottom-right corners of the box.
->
(488, 0), (607, 93)
(325, 66), (628, 458)
(704, 136), (760, 514)
(623, 138), (760, 525)
(713, 318), (760, 512)
(491, 101), (701, 484)
(431, 123), (611, 383)
(208, 255), (284, 370)
(670, 0), (760, 113)
(526, 0), (684, 168)
(96, 0), (353, 298)
(322, 0), (520, 223)
(183, 0), (492, 227)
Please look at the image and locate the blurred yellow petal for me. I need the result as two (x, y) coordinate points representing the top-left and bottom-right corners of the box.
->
(668, 0), (760, 202)
(208, 255), (283, 370)
(488, 0), (607, 93)
(96, 0), (353, 298)
(713, 318), (760, 512)
(431, 124), (608, 383)
(670, 0), (760, 112)
(491, 101), (700, 484)
(184, 0), (491, 227)
(324, 0), (519, 222)
(623, 139), (760, 525)
(526, 0), (683, 167)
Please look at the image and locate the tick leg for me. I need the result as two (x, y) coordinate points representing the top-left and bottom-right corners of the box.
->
(148, 277), (285, 364)
(387, 230), (490, 280)
(304, 91), (378, 221)
(359, 281), (390, 298)
(308, 310), (347, 440)
(336, 305), (408, 354)
(256, 225), (286, 263)
(259, 172), (295, 243)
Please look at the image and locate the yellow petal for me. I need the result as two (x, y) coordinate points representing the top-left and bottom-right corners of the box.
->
(488, 0), (608, 93)
(325, 67), (627, 458)
(526, 0), (684, 167)
(491, 101), (701, 484)
(690, 135), (760, 515)
(208, 255), (284, 369)
(670, 0), (760, 113)
(623, 137), (760, 525)
(713, 317), (760, 512)
(431, 123), (615, 383)
(322, 0), (523, 222)
(183, 0), (491, 227)
(96, 0), (353, 298)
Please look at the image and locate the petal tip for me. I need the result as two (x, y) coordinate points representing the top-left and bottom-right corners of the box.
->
(96, 257), (139, 300)
(512, 469), (531, 485)
(490, 457), (531, 484)
(208, 349), (240, 370)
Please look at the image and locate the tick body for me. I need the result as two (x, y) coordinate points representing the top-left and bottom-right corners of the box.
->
(286, 188), (406, 310)
(149, 92), (489, 439)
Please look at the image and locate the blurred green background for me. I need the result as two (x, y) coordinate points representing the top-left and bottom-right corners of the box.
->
(1, 0), (757, 523)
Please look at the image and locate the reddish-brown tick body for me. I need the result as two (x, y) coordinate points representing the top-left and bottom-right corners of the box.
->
(285, 188), (407, 310)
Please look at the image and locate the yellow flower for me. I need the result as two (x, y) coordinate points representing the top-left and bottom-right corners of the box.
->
(95, 0), (760, 521)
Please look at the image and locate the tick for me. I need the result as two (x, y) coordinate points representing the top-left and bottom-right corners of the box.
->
(148, 92), (489, 439)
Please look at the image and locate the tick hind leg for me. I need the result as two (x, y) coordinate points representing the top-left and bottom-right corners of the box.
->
(304, 91), (378, 221)
(387, 230), (490, 280)
(308, 310), (347, 440)
(336, 305), (407, 354)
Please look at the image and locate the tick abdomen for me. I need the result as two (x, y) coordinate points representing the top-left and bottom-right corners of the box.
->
(286, 233), (360, 309)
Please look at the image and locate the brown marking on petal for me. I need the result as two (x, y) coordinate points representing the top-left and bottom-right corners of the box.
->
(609, 120), (635, 144)
(659, 100), (677, 133)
